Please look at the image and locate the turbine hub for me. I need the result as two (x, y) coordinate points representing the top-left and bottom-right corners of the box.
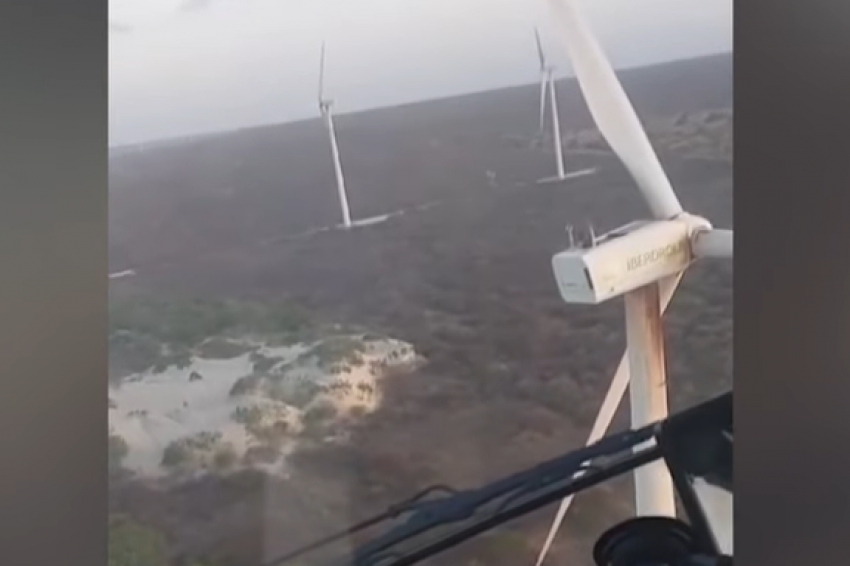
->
(676, 212), (712, 235)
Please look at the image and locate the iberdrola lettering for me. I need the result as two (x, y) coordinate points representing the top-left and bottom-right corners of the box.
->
(626, 240), (688, 271)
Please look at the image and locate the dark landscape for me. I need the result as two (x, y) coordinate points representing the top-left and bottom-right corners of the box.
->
(108, 53), (732, 566)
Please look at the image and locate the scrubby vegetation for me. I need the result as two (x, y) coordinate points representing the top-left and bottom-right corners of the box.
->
(249, 351), (282, 372)
(269, 380), (322, 409)
(161, 431), (230, 472)
(109, 331), (162, 378)
(108, 55), (733, 566)
(152, 346), (193, 373)
(243, 445), (278, 466)
(160, 441), (194, 470)
(230, 404), (291, 448)
(212, 445), (239, 472)
(108, 296), (313, 382)
(231, 405), (264, 429)
(228, 374), (261, 397)
(109, 517), (221, 566)
(196, 337), (251, 359)
(108, 517), (168, 566)
(109, 433), (129, 473)
(109, 296), (310, 347)
(298, 336), (366, 369)
(302, 400), (338, 427)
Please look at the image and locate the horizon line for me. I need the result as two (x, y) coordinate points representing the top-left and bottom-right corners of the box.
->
(109, 49), (731, 151)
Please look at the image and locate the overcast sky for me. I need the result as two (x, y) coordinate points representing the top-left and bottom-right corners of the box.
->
(108, 0), (732, 146)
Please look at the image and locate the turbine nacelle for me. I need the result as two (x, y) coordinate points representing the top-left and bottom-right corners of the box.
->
(551, 214), (715, 305)
(319, 99), (334, 115)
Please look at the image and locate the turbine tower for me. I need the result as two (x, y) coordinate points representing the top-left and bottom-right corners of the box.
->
(534, 27), (566, 181)
(534, 0), (734, 563)
(318, 41), (353, 229)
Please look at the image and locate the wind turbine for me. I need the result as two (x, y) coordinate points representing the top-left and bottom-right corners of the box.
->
(317, 41), (353, 229)
(534, 27), (565, 181)
(534, 0), (733, 563)
(533, 27), (597, 185)
(314, 42), (410, 231)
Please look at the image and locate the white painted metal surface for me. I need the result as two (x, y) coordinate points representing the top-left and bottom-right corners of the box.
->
(551, 220), (693, 304)
(548, 0), (683, 220)
(548, 69), (566, 180)
(532, 274), (684, 566)
(624, 283), (676, 516)
(692, 228), (734, 258)
(324, 106), (352, 229)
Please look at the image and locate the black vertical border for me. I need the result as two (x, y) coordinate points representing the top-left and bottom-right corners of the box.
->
(737, 0), (850, 564)
(0, 1), (107, 566)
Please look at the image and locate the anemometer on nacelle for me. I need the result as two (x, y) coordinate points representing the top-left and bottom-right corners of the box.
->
(552, 215), (712, 305)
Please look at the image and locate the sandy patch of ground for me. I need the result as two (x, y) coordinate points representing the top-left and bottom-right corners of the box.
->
(109, 335), (418, 477)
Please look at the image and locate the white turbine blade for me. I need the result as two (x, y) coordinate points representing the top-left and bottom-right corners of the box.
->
(692, 478), (734, 554)
(318, 41), (327, 102)
(547, 0), (682, 220)
(535, 27), (548, 132)
(534, 27), (547, 70)
(692, 228), (733, 259)
(532, 272), (684, 566)
(539, 74), (548, 133)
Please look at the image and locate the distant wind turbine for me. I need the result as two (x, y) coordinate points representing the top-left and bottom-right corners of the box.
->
(535, 27), (565, 180)
(313, 42), (415, 231)
(317, 42), (353, 229)
(533, 27), (597, 185)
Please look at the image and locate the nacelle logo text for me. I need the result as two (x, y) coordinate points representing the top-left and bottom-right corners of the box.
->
(626, 240), (688, 271)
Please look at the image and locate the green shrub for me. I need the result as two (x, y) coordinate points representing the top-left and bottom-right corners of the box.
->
(229, 374), (260, 397)
(108, 518), (167, 566)
(197, 337), (250, 359)
(109, 433), (129, 472)
(156, 346), (193, 372)
(109, 295), (314, 351)
(260, 301), (311, 334)
(109, 331), (162, 379)
(250, 352), (282, 373)
(160, 431), (222, 470)
(302, 401), (338, 427)
(243, 445), (278, 465)
(213, 445), (239, 471)
(161, 441), (193, 469)
(271, 380), (321, 409)
(310, 337), (366, 368)
(231, 405), (263, 429)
